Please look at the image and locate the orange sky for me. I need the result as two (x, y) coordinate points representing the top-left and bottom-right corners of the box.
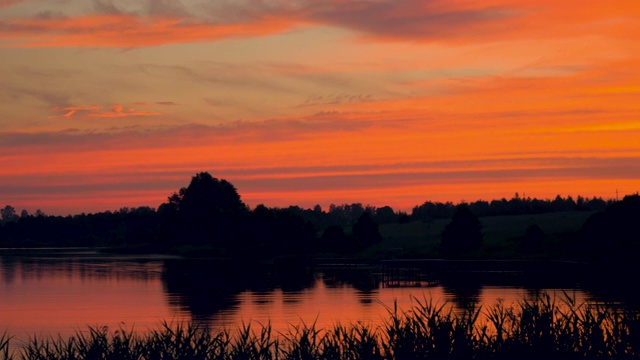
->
(1, 1), (639, 215)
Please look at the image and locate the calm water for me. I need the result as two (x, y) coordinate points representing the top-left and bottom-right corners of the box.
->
(0, 249), (619, 346)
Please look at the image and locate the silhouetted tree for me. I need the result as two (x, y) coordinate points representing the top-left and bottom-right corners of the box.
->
(521, 223), (544, 253)
(328, 203), (370, 226)
(165, 172), (246, 216)
(580, 194), (640, 262)
(575, 194), (640, 291)
(0, 207), (160, 248)
(1, 205), (18, 223)
(352, 212), (382, 247)
(374, 206), (397, 224)
(319, 225), (359, 254)
(411, 201), (455, 221)
(158, 172), (248, 249)
(469, 200), (491, 217)
(246, 205), (315, 258)
(397, 212), (411, 224)
(412, 194), (609, 220)
(441, 203), (482, 255)
(552, 195), (576, 212)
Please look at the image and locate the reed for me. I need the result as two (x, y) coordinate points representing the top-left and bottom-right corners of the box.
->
(0, 331), (13, 360)
(2, 292), (639, 359)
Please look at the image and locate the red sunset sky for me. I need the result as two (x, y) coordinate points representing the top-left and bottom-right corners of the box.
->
(1, 0), (639, 215)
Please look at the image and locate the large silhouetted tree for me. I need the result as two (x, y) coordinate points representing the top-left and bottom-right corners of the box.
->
(165, 172), (246, 216)
(441, 203), (483, 255)
(580, 194), (640, 262)
(159, 172), (248, 249)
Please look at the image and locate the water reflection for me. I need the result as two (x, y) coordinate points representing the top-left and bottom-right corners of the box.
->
(440, 272), (483, 310)
(162, 259), (317, 323)
(0, 249), (166, 284)
(0, 249), (634, 346)
(0, 249), (179, 345)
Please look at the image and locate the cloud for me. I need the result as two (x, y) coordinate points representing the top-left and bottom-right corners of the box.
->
(91, 0), (124, 15)
(306, 0), (520, 42)
(0, 84), (73, 108)
(1, 1), (636, 48)
(88, 104), (160, 118)
(52, 105), (103, 117)
(301, 93), (373, 107)
(304, 1), (640, 43)
(50, 104), (161, 118)
(1, 1), (509, 47)
(2, 107), (639, 215)
(0, 12), (299, 48)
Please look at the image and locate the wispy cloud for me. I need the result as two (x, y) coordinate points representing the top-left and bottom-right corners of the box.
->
(88, 104), (160, 118)
(50, 104), (161, 118)
(0, 12), (299, 48)
(52, 105), (103, 117)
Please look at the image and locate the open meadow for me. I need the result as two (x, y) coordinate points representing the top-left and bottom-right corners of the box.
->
(362, 211), (594, 259)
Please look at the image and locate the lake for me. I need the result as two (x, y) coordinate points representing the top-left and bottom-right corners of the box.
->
(0, 249), (626, 347)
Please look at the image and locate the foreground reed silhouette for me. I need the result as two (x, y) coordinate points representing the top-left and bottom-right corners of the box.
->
(1, 292), (638, 359)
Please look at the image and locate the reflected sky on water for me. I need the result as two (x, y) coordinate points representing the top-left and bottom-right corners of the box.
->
(0, 249), (605, 346)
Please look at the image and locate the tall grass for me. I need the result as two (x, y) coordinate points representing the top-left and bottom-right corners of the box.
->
(0, 332), (12, 360)
(2, 292), (639, 359)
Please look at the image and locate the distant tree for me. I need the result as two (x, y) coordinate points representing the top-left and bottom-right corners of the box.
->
(328, 203), (367, 226)
(352, 212), (382, 247)
(552, 195), (576, 212)
(584, 196), (609, 211)
(374, 206), (396, 224)
(246, 205), (315, 257)
(520, 223), (544, 253)
(411, 201), (455, 221)
(397, 211), (411, 224)
(1, 205), (18, 223)
(441, 203), (482, 255)
(469, 200), (491, 217)
(320, 225), (356, 254)
(489, 199), (509, 216)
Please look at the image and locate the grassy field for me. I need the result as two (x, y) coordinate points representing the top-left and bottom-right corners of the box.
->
(360, 211), (594, 259)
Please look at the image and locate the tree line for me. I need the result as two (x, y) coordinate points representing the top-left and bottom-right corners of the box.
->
(0, 172), (631, 263)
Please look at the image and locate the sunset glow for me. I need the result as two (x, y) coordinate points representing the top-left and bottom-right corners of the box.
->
(1, 1), (639, 215)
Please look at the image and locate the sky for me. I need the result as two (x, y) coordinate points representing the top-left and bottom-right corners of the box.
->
(1, 0), (639, 215)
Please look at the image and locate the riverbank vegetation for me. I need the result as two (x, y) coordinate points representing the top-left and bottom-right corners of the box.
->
(1, 292), (638, 359)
